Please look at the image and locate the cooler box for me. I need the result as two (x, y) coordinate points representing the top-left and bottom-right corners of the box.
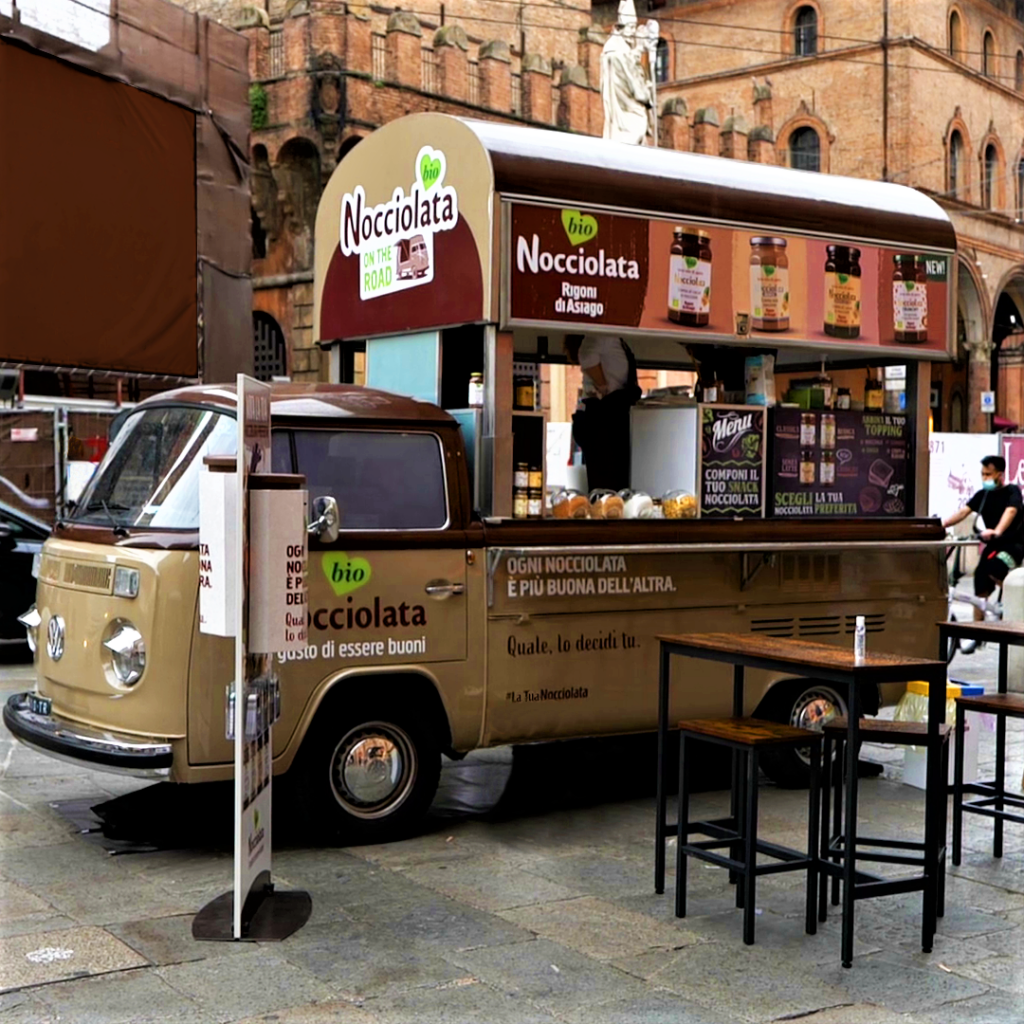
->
(899, 681), (981, 790)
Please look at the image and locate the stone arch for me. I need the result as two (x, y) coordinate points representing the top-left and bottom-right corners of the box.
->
(253, 311), (288, 382)
(992, 269), (1024, 429)
(945, 111), (972, 202)
(978, 130), (1006, 211)
(958, 257), (993, 431)
(275, 136), (322, 272)
(948, 6), (965, 61)
(982, 26), (997, 78)
(777, 108), (831, 172)
(338, 133), (366, 164)
(784, 1), (822, 57)
(251, 144), (279, 263)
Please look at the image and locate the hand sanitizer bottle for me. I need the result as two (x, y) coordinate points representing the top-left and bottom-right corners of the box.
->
(854, 615), (866, 663)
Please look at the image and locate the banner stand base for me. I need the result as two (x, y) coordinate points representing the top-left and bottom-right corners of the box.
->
(192, 881), (312, 942)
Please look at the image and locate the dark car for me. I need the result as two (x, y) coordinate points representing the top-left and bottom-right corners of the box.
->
(0, 500), (49, 649)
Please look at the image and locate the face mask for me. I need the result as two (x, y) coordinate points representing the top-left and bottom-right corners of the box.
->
(982, 479), (999, 490)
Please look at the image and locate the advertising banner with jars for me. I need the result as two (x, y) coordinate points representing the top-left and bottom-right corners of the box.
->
(770, 408), (910, 517)
(505, 202), (951, 357)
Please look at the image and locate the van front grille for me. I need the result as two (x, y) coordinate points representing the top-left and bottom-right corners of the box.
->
(61, 562), (113, 593)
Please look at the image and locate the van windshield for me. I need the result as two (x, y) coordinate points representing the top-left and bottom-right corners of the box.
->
(73, 406), (236, 530)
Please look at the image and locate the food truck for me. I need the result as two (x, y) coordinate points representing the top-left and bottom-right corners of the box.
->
(5, 114), (954, 840)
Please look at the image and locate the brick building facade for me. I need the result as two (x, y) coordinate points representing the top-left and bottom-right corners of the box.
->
(602, 0), (1024, 431)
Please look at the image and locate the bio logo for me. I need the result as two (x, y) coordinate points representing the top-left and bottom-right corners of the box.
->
(561, 209), (598, 247)
(322, 553), (372, 596)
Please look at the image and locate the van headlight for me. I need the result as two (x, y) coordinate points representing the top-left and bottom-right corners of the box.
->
(18, 605), (41, 653)
(113, 566), (140, 599)
(103, 621), (146, 686)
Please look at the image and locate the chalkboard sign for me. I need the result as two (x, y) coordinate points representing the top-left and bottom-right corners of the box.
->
(699, 405), (766, 517)
(770, 408), (909, 517)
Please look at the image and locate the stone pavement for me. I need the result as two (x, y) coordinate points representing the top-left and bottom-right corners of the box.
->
(1, 657), (1022, 1024)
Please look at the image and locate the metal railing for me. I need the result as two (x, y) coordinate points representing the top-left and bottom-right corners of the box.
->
(269, 29), (284, 78)
(422, 48), (438, 93)
(371, 33), (386, 81)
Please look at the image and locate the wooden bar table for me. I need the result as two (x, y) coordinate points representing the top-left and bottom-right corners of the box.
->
(655, 632), (948, 968)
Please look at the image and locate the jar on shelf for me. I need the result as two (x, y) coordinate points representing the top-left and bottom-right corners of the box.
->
(865, 377), (884, 410)
(468, 372), (484, 407)
(527, 489), (544, 519)
(662, 490), (698, 519)
(513, 488), (529, 519)
(836, 387), (851, 410)
(513, 375), (535, 410)
(528, 465), (543, 489)
(552, 489), (589, 519)
(589, 489), (624, 519)
(514, 462), (530, 489)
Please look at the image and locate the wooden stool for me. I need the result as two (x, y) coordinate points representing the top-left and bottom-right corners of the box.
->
(674, 717), (822, 946)
(953, 692), (1024, 863)
(820, 718), (950, 920)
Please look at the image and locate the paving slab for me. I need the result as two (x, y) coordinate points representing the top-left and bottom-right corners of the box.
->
(557, 989), (748, 1024)
(342, 892), (536, 953)
(0, 925), (147, 993)
(913, 989), (1024, 1024)
(107, 914), (260, 967)
(362, 978), (559, 1023)
(225, 998), (382, 1024)
(155, 950), (335, 1024)
(443, 937), (651, 1016)
(30, 966), (206, 1024)
(0, 989), (58, 1023)
(497, 895), (704, 961)
(275, 919), (481, 1001)
(399, 858), (583, 911)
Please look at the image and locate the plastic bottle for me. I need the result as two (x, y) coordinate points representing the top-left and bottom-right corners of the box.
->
(854, 615), (866, 663)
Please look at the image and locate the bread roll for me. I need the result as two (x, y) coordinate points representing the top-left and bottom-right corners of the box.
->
(568, 495), (590, 518)
(602, 495), (625, 519)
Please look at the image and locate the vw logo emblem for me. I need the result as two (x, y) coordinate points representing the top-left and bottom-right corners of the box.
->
(46, 616), (65, 662)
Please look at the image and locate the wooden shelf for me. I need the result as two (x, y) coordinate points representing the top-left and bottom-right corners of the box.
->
(512, 409), (545, 417)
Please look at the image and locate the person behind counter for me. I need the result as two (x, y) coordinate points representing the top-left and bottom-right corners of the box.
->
(565, 334), (642, 492)
(943, 454), (1024, 620)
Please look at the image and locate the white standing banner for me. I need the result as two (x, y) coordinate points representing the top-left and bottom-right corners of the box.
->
(234, 375), (273, 938)
(927, 432), (999, 522)
(198, 465), (237, 637)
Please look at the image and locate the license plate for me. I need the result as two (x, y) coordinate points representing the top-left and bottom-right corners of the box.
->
(29, 695), (52, 716)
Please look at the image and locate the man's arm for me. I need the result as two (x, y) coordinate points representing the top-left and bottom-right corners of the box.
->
(942, 506), (972, 529)
(981, 504), (1019, 542)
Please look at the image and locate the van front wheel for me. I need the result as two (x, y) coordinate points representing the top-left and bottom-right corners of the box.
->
(295, 702), (441, 842)
(757, 681), (848, 789)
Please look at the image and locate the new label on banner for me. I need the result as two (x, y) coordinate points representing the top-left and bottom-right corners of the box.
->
(699, 405), (765, 517)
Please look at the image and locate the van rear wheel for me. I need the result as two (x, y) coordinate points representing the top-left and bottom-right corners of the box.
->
(758, 681), (848, 789)
(295, 699), (441, 842)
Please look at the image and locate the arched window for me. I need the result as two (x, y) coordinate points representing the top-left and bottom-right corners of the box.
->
(949, 130), (964, 198)
(983, 143), (999, 208)
(253, 312), (287, 382)
(1016, 50), (1024, 90)
(789, 126), (820, 171)
(983, 31), (995, 77)
(794, 6), (818, 56)
(949, 11), (963, 59)
(655, 38), (669, 83)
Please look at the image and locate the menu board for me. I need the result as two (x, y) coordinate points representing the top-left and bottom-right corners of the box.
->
(507, 202), (951, 357)
(770, 408), (909, 517)
(699, 405), (766, 518)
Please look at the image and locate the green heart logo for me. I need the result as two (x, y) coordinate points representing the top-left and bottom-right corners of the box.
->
(685, 256), (698, 269)
(415, 145), (446, 192)
(322, 552), (372, 596)
(561, 209), (599, 246)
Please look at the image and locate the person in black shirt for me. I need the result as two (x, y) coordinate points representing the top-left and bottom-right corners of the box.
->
(943, 455), (1024, 618)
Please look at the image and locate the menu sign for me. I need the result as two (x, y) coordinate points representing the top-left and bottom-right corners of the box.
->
(771, 408), (909, 517)
(699, 405), (765, 518)
(506, 202), (951, 357)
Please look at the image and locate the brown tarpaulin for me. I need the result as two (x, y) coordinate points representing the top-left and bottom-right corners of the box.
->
(0, 42), (198, 376)
(0, 0), (252, 381)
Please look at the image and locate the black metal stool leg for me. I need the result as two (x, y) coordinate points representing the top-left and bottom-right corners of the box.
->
(953, 702), (965, 866)
(735, 748), (747, 910)
(995, 712), (1006, 859)
(675, 733), (690, 919)
(831, 736), (844, 907)
(742, 748), (759, 945)
(938, 736), (949, 919)
(806, 739), (821, 936)
(819, 733), (833, 923)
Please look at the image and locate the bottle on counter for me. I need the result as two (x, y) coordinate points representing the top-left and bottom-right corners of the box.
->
(854, 614), (867, 663)
(836, 387), (851, 410)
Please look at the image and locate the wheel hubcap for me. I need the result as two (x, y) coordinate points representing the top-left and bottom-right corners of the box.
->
(330, 722), (417, 819)
(789, 687), (845, 766)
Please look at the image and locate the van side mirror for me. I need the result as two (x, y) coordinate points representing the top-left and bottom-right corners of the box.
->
(307, 495), (340, 544)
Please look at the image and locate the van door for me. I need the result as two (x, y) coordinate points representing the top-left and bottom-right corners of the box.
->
(293, 426), (467, 664)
